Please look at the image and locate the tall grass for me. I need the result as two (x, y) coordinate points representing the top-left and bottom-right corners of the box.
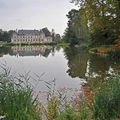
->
(55, 106), (79, 120)
(0, 67), (41, 120)
(42, 78), (92, 120)
(93, 76), (120, 120)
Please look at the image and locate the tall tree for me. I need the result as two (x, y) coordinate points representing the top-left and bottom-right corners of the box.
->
(64, 9), (88, 46)
(71, 0), (120, 45)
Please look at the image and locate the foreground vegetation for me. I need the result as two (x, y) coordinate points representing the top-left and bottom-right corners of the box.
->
(0, 66), (120, 120)
(0, 67), (41, 120)
(64, 0), (120, 48)
(93, 76), (120, 120)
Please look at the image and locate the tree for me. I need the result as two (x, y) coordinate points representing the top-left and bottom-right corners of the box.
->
(64, 9), (88, 46)
(42, 27), (51, 36)
(71, 0), (120, 46)
(0, 31), (11, 42)
(54, 34), (61, 43)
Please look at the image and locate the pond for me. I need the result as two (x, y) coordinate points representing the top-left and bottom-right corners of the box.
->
(0, 45), (120, 98)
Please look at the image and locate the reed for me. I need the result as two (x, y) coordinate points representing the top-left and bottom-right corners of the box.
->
(0, 66), (41, 120)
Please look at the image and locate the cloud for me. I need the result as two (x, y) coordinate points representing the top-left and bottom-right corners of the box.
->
(0, 0), (77, 34)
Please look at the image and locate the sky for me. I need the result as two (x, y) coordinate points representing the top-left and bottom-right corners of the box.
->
(0, 0), (77, 35)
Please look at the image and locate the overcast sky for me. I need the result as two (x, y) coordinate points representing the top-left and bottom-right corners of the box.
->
(0, 0), (77, 35)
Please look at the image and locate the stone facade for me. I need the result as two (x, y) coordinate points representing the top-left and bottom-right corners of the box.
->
(11, 30), (52, 44)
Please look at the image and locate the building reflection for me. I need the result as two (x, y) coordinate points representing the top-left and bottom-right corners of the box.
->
(0, 45), (55, 57)
(10, 45), (53, 57)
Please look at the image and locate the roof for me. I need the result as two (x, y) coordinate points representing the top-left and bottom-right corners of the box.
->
(18, 30), (40, 35)
(42, 28), (51, 37)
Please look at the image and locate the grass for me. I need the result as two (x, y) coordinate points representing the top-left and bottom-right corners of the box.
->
(57, 42), (70, 48)
(92, 76), (120, 120)
(55, 106), (79, 120)
(0, 41), (57, 47)
(0, 66), (41, 120)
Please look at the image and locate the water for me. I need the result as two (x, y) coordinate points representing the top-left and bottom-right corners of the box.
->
(0, 45), (120, 95)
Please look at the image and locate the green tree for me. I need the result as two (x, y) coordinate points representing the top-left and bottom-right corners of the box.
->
(64, 9), (88, 46)
(71, 0), (120, 46)
(64, 9), (79, 45)
(42, 27), (51, 36)
(0, 31), (11, 42)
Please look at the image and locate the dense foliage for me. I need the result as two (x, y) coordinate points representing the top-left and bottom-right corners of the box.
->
(64, 9), (88, 46)
(0, 30), (15, 42)
(93, 76), (120, 120)
(64, 0), (120, 46)
(106, 49), (120, 60)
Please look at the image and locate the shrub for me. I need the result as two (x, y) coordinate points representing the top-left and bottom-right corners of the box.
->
(55, 106), (79, 120)
(93, 76), (120, 120)
(106, 49), (120, 60)
(90, 28), (116, 46)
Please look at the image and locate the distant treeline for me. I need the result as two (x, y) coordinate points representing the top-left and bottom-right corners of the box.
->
(0, 30), (14, 42)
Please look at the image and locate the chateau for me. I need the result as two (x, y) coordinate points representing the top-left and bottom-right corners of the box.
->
(11, 29), (53, 44)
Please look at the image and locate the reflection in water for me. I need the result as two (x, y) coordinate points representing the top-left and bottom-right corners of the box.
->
(87, 54), (120, 80)
(11, 45), (54, 57)
(64, 47), (89, 79)
(64, 47), (120, 81)
(0, 46), (120, 89)
(0, 46), (83, 93)
(0, 47), (12, 57)
(0, 45), (55, 57)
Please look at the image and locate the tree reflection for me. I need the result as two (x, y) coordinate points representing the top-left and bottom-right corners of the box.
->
(0, 47), (12, 57)
(64, 47), (89, 79)
(0, 46), (120, 81)
(64, 47), (120, 81)
(88, 55), (120, 80)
